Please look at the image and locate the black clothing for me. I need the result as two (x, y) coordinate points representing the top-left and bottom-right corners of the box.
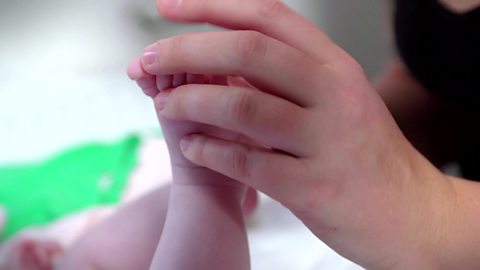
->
(394, 0), (480, 180)
(394, 0), (480, 109)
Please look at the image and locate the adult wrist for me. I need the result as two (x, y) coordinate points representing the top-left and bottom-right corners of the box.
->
(391, 152), (457, 270)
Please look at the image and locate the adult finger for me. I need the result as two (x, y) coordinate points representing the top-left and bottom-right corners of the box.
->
(156, 0), (347, 64)
(142, 31), (322, 106)
(154, 84), (314, 157)
(179, 134), (309, 206)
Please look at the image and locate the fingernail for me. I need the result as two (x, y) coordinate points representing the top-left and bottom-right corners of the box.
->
(180, 137), (192, 152)
(155, 91), (170, 111)
(142, 51), (158, 66)
(162, 0), (181, 9)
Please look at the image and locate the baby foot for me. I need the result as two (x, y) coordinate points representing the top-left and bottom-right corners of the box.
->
(8, 238), (63, 270)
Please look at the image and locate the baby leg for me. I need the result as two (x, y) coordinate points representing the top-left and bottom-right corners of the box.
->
(0, 206), (5, 236)
(129, 58), (253, 269)
(55, 185), (170, 270)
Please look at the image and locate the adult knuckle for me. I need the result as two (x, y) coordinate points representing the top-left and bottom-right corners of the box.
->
(227, 91), (258, 125)
(228, 146), (251, 179)
(257, 0), (291, 20)
(339, 53), (366, 76)
(168, 35), (188, 60)
(323, 62), (371, 119)
(234, 31), (268, 67)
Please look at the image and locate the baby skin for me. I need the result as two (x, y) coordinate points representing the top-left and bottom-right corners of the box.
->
(130, 57), (251, 270)
(1, 144), (257, 270)
(0, 185), (255, 270)
(1, 238), (63, 270)
(54, 187), (256, 270)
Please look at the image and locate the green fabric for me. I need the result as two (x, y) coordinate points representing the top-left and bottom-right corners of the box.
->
(0, 135), (141, 240)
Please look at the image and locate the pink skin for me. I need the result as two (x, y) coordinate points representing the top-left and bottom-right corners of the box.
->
(128, 58), (251, 270)
(54, 186), (257, 270)
(17, 186), (255, 270)
(127, 0), (480, 269)
(56, 186), (170, 270)
(6, 0), (477, 269)
(2, 148), (257, 270)
(0, 206), (5, 236)
(2, 239), (63, 270)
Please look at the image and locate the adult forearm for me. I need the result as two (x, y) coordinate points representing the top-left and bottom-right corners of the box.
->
(387, 162), (480, 270)
(433, 176), (480, 270)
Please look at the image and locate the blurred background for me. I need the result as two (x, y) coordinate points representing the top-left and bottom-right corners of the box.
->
(0, 0), (392, 269)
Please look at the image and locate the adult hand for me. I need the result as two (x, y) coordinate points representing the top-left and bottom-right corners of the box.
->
(140, 0), (456, 268)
